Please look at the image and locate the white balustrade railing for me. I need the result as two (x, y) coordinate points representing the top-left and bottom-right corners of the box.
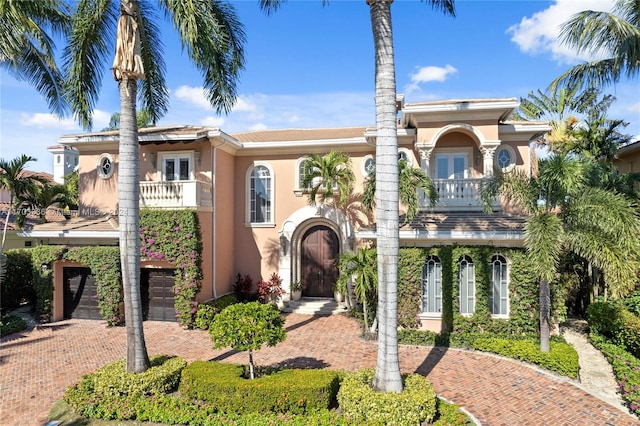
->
(420, 178), (498, 211)
(139, 180), (212, 208)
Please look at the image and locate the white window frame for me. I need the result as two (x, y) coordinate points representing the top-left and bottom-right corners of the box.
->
(490, 254), (509, 318)
(496, 145), (516, 172)
(458, 255), (476, 316)
(421, 255), (442, 316)
(433, 147), (472, 180)
(294, 157), (311, 196)
(361, 155), (375, 178)
(159, 151), (194, 182)
(246, 162), (275, 227)
(398, 148), (413, 166)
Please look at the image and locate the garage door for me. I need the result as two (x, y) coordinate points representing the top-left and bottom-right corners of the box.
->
(63, 267), (101, 320)
(141, 268), (176, 321)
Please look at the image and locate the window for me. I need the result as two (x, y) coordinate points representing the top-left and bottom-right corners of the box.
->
(435, 152), (468, 180)
(161, 153), (192, 181)
(458, 255), (475, 315)
(248, 163), (273, 224)
(422, 256), (442, 314)
(296, 158), (312, 190)
(496, 146), (516, 171)
(96, 153), (115, 179)
(490, 255), (509, 316)
(398, 148), (413, 166)
(361, 155), (375, 177)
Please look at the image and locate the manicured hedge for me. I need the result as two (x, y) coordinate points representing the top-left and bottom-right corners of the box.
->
(1, 249), (34, 313)
(337, 369), (437, 425)
(179, 361), (341, 415)
(587, 301), (640, 359)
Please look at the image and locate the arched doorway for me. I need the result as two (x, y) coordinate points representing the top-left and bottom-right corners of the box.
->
(301, 225), (339, 297)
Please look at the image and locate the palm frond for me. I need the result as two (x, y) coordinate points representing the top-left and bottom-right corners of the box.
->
(62, 0), (117, 129)
(525, 212), (564, 283)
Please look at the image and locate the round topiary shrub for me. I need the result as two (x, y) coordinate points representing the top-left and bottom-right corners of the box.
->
(337, 369), (437, 425)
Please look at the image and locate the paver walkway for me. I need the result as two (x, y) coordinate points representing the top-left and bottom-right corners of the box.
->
(1, 314), (639, 426)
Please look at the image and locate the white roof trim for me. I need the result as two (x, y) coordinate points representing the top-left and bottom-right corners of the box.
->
(18, 230), (119, 239)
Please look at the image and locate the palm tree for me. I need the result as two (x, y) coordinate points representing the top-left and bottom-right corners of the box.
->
(102, 108), (155, 131)
(336, 247), (377, 332)
(552, 0), (640, 92)
(367, 0), (455, 393)
(22, 183), (67, 223)
(482, 154), (640, 352)
(301, 151), (355, 207)
(0, 0), (71, 115)
(362, 159), (438, 223)
(63, 0), (246, 373)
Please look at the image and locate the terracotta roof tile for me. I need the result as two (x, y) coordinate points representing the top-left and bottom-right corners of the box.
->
(231, 127), (371, 143)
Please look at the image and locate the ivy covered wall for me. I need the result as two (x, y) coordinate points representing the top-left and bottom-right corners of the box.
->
(27, 209), (203, 327)
(397, 246), (565, 335)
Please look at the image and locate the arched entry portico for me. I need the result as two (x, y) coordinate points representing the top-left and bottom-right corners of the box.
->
(277, 205), (352, 297)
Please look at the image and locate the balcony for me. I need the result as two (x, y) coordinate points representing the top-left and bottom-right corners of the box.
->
(420, 178), (499, 211)
(139, 180), (212, 208)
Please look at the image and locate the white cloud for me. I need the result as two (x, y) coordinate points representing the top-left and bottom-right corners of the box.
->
(249, 123), (269, 131)
(200, 116), (225, 127)
(174, 85), (211, 110)
(19, 113), (78, 130)
(404, 65), (457, 94)
(507, 0), (614, 64)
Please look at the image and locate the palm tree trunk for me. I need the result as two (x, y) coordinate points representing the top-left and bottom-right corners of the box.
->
(539, 279), (551, 352)
(369, 0), (402, 393)
(119, 75), (149, 373)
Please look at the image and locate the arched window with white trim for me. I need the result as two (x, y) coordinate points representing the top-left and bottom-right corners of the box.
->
(458, 255), (475, 315)
(422, 255), (442, 314)
(247, 163), (273, 225)
(490, 255), (509, 316)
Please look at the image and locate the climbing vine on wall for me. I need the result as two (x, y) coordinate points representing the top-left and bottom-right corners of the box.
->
(30, 245), (66, 322)
(140, 209), (203, 327)
(64, 246), (122, 326)
(397, 246), (562, 335)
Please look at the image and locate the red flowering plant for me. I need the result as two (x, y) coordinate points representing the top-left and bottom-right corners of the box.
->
(257, 272), (285, 304)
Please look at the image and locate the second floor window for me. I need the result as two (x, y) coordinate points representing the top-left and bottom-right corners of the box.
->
(249, 164), (273, 224)
(162, 153), (192, 181)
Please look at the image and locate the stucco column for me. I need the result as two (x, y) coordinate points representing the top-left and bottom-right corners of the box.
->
(417, 146), (434, 176)
(480, 146), (498, 177)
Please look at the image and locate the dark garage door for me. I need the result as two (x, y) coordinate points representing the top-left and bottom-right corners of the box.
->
(64, 267), (102, 320)
(141, 268), (176, 321)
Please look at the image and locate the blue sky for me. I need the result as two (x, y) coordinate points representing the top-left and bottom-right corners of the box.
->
(1, 0), (638, 174)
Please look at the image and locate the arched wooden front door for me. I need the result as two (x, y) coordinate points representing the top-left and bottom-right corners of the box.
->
(301, 225), (339, 297)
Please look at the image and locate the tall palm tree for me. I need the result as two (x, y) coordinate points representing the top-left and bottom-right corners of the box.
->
(552, 0), (640, 92)
(482, 154), (640, 352)
(367, 0), (455, 393)
(362, 159), (438, 223)
(0, 0), (71, 115)
(301, 151), (355, 207)
(63, 0), (246, 373)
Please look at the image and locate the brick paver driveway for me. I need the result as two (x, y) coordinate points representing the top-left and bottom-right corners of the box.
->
(1, 314), (638, 426)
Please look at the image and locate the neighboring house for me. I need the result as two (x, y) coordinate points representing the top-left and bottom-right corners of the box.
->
(47, 144), (79, 184)
(22, 97), (550, 330)
(615, 138), (640, 174)
(1, 171), (58, 250)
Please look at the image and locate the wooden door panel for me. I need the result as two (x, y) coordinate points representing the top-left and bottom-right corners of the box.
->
(301, 226), (338, 298)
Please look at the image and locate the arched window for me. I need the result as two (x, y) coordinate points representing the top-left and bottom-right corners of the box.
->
(458, 255), (475, 315)
(422, 255), (442, 314)
(247, 163), (273, 224)
(490, 255), (509, 316)
(296, 158), (312, 190)
(496, 145), (516, 171)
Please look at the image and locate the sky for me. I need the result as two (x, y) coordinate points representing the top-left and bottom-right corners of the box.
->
(1, 0), (639, 174)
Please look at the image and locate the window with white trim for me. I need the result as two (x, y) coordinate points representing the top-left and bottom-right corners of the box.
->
(435, 152), (468, 180)
(496, 145), (516, 171)
(422, 255), (442, 314)
(296, 158), (312, 190)
(490, 255), (509, 316)
(361, 155), (375, 177)
(458, 255), (475, 315)
(247, 163), (273, 224)
(160, 152), (193, 181)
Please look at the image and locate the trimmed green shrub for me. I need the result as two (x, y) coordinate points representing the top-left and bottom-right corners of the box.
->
(1, 249), (34, 313)
(64, 355), (186, 414)
(587, 301), (640, 358)
(179, 361), (340, 415)
(433, 399), (469, 426)
(0, 315), (27, 337)
(590, 333), (640, 417)
(337, 369), (437, 425)
(194, 294), (239, 330)
(472, 338), (579, 378)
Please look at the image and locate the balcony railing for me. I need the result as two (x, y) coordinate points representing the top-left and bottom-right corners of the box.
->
(139, 180), (212, 208)
(420, 178), (499, 211)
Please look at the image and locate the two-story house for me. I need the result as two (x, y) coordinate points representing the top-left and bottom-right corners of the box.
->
(23, 97), (550, 330)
